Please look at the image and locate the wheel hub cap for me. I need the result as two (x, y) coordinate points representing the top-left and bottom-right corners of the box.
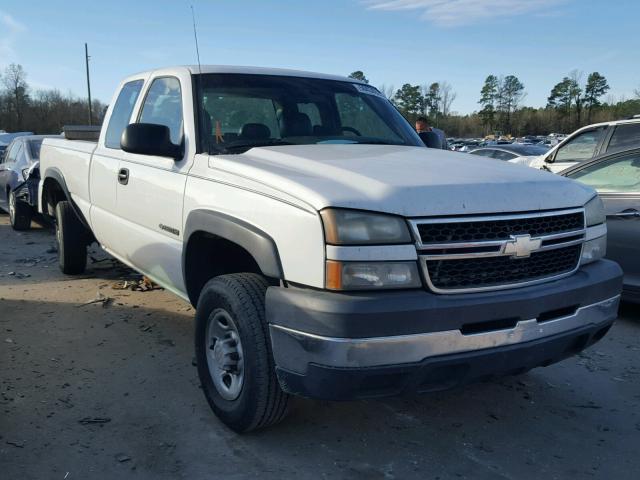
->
(205, 309), (244, 401)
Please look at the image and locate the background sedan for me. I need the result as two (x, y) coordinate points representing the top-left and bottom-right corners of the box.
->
(468, 144), (549, 166)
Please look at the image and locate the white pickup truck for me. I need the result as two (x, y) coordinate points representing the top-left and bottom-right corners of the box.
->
(40, 66), (622, 432)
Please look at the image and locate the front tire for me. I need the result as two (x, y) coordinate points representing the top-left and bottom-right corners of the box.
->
(55, 201), (87, 274)
(195, 273), (290, 432)
(9, 190), (32, 231)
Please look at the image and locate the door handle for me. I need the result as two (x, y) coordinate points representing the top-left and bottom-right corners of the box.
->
(118, 168), (129, 185)
(612, 209), (640, 218)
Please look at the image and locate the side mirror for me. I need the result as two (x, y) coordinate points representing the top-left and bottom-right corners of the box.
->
(121, 123), (182, 159)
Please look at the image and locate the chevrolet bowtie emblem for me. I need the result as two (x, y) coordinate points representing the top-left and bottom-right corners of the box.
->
(503, 234), (542, 258)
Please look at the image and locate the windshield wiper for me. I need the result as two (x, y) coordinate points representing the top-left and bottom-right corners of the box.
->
(212, 139), (295, 154)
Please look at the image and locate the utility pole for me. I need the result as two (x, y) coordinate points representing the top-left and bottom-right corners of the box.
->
(85, 43), (93, 126)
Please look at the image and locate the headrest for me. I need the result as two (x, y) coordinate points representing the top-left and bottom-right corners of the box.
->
(239, 123), (271, 140)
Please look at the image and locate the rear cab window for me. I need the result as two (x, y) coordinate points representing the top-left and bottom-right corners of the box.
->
(105, 80), (144, 149)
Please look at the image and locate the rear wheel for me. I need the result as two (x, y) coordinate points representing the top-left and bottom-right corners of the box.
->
(195, 273), (290, 432)
(55, 201), (87, 274)
(9, 190), (32, 231)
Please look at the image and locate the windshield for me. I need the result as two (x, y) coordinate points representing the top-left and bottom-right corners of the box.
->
(196, 74), (423, 154)
(514, 145), (548, 155)
(28, 139), (43, 160)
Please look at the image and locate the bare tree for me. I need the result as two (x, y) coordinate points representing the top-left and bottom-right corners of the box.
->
(439, 81), (457, 117)
(378, 84), (395, 101)
(2, 63), (29, 130)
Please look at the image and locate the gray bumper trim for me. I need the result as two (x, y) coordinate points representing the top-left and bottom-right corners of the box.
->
(270, 295), (619, 373)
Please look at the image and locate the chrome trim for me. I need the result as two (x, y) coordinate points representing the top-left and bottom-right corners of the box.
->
(409, 208), (586, 293)
(422, 232), (585, 260)
(270, 295), (619, 373)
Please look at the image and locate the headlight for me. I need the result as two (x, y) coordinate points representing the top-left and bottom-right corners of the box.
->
(585, 195), (605, 226)
(21, 165), (39, 181)
(321, 209), (412, 245)
(326, 260), (421, 290)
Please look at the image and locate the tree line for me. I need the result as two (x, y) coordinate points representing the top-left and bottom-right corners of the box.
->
(0, 63), (106, 135)
(0, 62), (637, 139)
(350, 70), (640, 138)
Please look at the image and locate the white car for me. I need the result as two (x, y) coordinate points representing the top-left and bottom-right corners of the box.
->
(468, 144), (549, 167)
(39, 65), (621, 432)
(529, 118), (640, 173)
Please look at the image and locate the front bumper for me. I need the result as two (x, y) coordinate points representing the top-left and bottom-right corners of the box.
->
(267, 260), (622, 400)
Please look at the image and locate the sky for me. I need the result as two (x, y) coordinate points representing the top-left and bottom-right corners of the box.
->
(0, 0), (639, 114)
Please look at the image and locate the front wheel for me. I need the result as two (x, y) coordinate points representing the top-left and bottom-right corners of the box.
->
(195, 273), (290, 432)
(9, 190), (32, 231)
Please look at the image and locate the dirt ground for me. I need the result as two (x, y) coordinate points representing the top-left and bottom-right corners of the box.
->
(1, 215), (639, 480)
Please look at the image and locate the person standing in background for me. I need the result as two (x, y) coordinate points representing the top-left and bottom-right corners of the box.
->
(415, 116), (448, 150)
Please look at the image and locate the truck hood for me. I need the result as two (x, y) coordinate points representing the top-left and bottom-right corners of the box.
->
(210, 144), (596, 217)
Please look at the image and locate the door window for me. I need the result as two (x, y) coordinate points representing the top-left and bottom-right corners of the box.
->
(105, 79), (144, 149)
(606, 123), (640, 154)
(567, 153), (640, 193)
(139, 77), (184, 145)
(554, 127), (606, 162)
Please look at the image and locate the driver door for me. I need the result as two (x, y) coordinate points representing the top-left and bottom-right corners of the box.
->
(566, 151), (640, 294)
(115, 76), (191, 293)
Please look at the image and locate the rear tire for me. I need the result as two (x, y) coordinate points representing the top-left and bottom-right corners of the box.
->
(195, 273), (290, 432)
(9, 190), (32, 231)
(55, 201), (87, 274)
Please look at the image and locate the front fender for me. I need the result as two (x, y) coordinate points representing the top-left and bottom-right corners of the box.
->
(182, 209), (284, 281)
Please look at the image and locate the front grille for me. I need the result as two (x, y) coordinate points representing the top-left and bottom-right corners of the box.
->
(425, 244), (582, 291)
(417, 211), (584, 244)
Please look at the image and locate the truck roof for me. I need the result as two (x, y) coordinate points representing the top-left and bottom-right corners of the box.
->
(130, 65), (365, 84)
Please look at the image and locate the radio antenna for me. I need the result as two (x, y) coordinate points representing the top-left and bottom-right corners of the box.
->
(191, 5), (210, 153)
(191, 5), (202, 74)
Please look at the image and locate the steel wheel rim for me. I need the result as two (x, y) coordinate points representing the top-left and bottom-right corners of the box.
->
(8, 192), (15, 223)
(205, 309), (244, 401)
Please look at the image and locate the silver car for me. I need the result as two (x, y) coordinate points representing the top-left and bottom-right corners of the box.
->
(563, 147), (640, 303)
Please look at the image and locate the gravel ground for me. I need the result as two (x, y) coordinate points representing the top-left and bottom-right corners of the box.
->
(1, 215), (639, 480)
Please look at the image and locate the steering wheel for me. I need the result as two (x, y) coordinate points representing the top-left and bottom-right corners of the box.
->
(341, 126), (362, 137)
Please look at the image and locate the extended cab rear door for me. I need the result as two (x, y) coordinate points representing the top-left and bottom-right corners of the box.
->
(114, 71), (195, 294)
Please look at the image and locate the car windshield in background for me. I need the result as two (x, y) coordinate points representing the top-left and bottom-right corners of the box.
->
(516, 145), (549, 155)
(28, 139), (43, 160)
(197, 74), (423, 154)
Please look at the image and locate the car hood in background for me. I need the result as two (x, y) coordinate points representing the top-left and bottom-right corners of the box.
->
(209, 144), (595, 217)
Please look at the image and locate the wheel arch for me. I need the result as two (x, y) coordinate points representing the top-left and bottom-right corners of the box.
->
(41, 168), (91, 233)
(182, 209), (284, 305)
